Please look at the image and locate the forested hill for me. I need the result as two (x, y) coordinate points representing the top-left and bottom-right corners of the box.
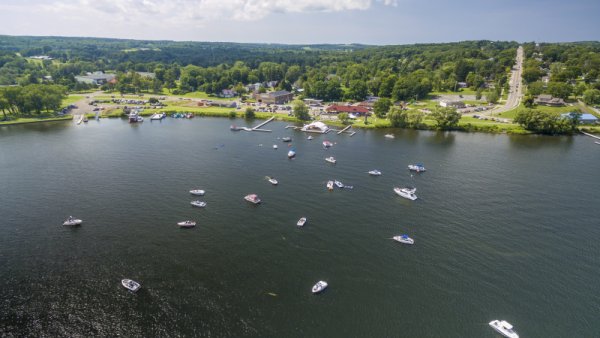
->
(0, 35), (516, 68)
(0, 35), (371, 67)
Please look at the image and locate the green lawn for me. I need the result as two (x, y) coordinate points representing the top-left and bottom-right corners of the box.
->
(62, 95), (84, 107)
(0, 116), (72, 126)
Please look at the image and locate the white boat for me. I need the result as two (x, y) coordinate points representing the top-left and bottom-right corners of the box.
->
(368, 169), (382, 176)
(384, 134), (395, 139)
(76, 115), (84, 125)
(334, 180), (344, 188)
(393, 234), (414, 245)
(266, 176), (278, 185)
(408, 164), (426, 172)
(312, 280), (328, 294)
(177, 220), (196, 228)
(282, 137), (292, 142)
(273, 144), (278, 149)
(136, 116), (144, 122)
(325, 156), (336, 164)
(595, 141), (600, 145)
(489, 320), (519, 338)
(190, 189), (205, 196)
(287, 150), (296, 158)
(82, 116), (88, 123)
(62, 216), (82, 226)
(191, 200), (207, 208)
(322, 141), (333, 148)
(326, 181), (334, 191)
(297, 217), (307, 227)
(307, 135), (313, 140)
(150, 112), (165, 120)
(244, 194), (261, 204)
(121, 279), (141, 292)
(394, 187), (417, 201)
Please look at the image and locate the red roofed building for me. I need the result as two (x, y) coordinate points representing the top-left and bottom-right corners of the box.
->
(326, 105), (370, 116)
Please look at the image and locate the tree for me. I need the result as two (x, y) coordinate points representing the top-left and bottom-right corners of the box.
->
(523, 94), (535, 108)
(522, 67), (544, 83)
(346, 80), (368, 101)
(292, 100), (310, 120)
(582, 89), (600, 105)
(338, 112), (349, 124)
(373, 98), (392, 118)
(486, 91), (499, 104)
(547, 82), (572, 100)
(431, 107), (461, 130)
(387, 107), (424, 128)
(514, 109), (575, 134)
(244, 107), (255, 119)
(475, 88), (483, 100)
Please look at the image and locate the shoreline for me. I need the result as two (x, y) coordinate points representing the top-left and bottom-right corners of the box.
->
(2, 112), (599, 136)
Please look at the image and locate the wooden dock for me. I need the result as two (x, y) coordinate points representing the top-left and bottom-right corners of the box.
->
(250, 116), (275, 132)
(581, 131), (600, 140)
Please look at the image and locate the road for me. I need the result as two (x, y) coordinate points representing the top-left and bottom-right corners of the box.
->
(491, 46), (524, 116)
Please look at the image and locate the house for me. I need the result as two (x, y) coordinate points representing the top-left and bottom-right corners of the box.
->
(561, 113), (598, 124)
(246, 82), (262, 92)
(303, 98), (323, 106)
(439, 100), (466, 108)
(266, 80), (278, 88)
(325, 105), (370, 116)
(75, 71), (116, 85)
(137, 72), (156, 79)
(534, 94), (565, 107)
(254, 90), (294, 104)
(220, 89), (237, 98)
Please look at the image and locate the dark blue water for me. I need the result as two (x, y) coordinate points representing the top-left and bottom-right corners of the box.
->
(1, 118), (599, 337)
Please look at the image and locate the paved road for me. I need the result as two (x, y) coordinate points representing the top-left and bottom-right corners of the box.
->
(491, 46), (524, 116)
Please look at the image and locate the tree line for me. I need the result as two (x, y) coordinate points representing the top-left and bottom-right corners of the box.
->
(0, 84), (66, 120)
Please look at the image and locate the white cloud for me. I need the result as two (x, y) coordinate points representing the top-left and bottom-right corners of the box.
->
(41, 0), (397, 23)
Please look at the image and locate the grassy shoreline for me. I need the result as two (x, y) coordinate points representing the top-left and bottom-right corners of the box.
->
(3, 110), (599, 135)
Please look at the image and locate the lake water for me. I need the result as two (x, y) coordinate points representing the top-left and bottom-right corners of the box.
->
(1, 118), (599, 337)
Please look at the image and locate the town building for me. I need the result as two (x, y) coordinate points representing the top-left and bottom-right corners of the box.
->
(254, 90), (294, 104)
(561, 113), (598, 124)
(75, 72), (116, 85)
(534, 94), (565, 107)
(325, 104), (370, 116)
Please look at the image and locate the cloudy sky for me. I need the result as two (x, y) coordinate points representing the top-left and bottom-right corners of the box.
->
(0, 0), (598, 44)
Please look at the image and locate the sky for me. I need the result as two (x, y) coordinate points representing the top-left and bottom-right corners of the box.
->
(0, 0), (598, 45)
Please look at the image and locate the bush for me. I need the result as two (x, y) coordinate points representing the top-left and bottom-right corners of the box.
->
(228, 111), (237, 118)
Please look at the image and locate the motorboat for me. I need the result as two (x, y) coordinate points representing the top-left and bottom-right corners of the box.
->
(394, 187), (417, 200)
(190, 200), (207, 208)
(489, 320), (519, 338)
(136, 116), (144, 122)
(384, 134), (395, 139)
(322, 140), (333, 148)
(121, 279), (141, 292)
(326, 181), (334, 191)
(287, 150), (296, 158)
(307, 135), (313, 140)
(82, 116), (88, 123)
(334, 180), (344, 188)
(368, 170), (382, 176)
(266, 176), (278, 185)
(230, 125), (242, 131)
(312, 281), (328, 294)
(185, 113), (194, 119)
(408, 164), (426, 172)
(325, 156), (336, 164)
(150, 112), (166, 120)
(62, 216), (82, 226)
(244, 194), (261, 204)
(273, 144), (278, 149)
(190, 189), (205, 196)
(297, 217), (307, 227)
(393, 234), (414, 245)
(342, 185), (354, 189)
(177, 220), (196, 228)
(282, 137), (292, 142)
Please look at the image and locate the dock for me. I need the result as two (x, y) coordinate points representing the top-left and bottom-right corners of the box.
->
(337, 125), (355, 136)
(250, 116), (274, 132)
(581, 131), (600, 140)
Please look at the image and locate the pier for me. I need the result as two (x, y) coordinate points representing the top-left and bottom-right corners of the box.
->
(250, 116), (274, 132)
(581, 131), (600, 140)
